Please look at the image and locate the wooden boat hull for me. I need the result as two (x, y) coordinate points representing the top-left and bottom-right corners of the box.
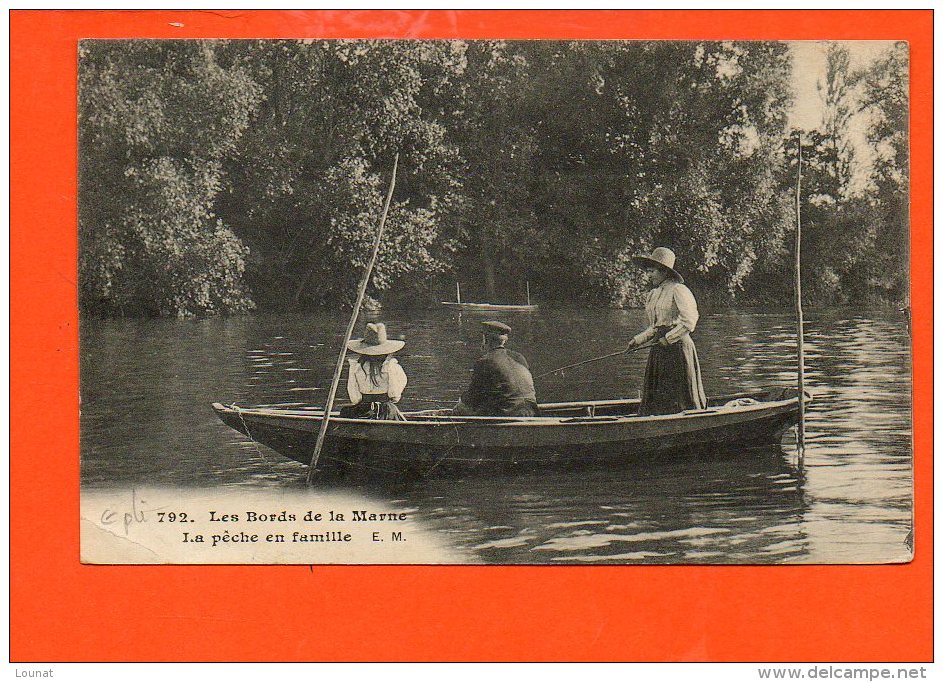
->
(212, 389), (809, 477)
(441, 302), (538, 311)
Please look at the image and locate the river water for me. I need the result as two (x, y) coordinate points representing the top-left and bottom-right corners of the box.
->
(80, 306), (912, 564)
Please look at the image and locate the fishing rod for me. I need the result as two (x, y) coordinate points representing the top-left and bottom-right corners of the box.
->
(395, 347), (660, 407)
(535, 338), (660, 380)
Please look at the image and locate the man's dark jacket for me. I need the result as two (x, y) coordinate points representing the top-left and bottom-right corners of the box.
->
(461, 347), (538, 416)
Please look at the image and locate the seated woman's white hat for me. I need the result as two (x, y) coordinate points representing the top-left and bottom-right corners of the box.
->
(632, 246), (684, 284)
(346, 322), (405, 356)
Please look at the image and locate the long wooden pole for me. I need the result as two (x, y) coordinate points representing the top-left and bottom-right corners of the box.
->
(306, 153), (399, 483)
(795, 133), (806, 466)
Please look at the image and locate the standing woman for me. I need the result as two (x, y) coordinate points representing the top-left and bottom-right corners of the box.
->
(340, 322), (408, 420)
(625, 247), (707, 416)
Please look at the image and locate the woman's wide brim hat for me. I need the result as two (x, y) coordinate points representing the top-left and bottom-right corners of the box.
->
(346, 322), (405, 356)
(633, 247), (684, 284)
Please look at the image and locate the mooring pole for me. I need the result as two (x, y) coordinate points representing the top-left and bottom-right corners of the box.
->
(795, 133), (806, 466)
(306, 154), (399, 484)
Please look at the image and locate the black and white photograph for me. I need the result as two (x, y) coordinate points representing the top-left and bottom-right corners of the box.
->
(78, 38), (912, 565)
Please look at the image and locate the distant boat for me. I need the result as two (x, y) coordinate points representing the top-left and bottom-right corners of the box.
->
(441, 281), (538, 311)
(441, 301), (538, 311)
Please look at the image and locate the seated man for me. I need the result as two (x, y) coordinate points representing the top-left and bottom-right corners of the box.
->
(454, 321), (539, 417)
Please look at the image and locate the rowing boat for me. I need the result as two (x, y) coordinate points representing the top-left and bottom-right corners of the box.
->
(440, 301), (538, 311)
(441, 281), (537, 311)
(212, 388), (810, 477)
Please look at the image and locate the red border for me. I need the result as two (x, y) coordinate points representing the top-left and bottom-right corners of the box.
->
(10, 10), (932, 662)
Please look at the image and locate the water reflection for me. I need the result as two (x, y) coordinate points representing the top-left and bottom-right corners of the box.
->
(80, 307), (912, 564)
(354, 447), (807, 564)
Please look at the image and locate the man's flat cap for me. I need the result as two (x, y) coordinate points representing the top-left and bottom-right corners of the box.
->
(481, 321), (512, 335)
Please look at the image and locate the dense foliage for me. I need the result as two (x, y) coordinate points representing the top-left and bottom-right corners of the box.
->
(79, 41), (261, 316)
(78, 40), (910, 317)
(766, 42), (910, 305)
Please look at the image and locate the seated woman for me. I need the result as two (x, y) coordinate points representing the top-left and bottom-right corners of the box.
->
(624, 247), (707, 416)
(339, 322), (407, 420)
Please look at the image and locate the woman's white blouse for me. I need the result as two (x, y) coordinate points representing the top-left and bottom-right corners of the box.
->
(346, 357), (407, 404)
(632, 280), (700, 346)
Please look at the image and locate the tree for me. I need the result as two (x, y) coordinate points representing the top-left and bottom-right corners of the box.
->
(215, 40), (466, 309)
(83, 39), (902, 317)
(857, 41), (909, 302)
(778, 42), (909, 304)
(438, 40), (543, 302)
(817, 44), (857, 197)
(524, 41), (794, 305)
(79, 40), (262, 317)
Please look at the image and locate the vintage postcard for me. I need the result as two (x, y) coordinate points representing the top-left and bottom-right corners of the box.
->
(12, 8), (932, 666)
(77, 37), (914, 566)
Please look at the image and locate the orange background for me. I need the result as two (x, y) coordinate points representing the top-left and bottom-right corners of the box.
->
(10, 10), (932, 662)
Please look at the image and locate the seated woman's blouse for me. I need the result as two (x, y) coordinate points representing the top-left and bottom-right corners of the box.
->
(631, 280), (700, 346)
(346, 357), (407, 404)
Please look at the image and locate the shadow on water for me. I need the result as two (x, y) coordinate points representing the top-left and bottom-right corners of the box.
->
(80, 306), (912, 564)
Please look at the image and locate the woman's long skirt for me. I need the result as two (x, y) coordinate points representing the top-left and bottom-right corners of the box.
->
(639, 334), (707, 416)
